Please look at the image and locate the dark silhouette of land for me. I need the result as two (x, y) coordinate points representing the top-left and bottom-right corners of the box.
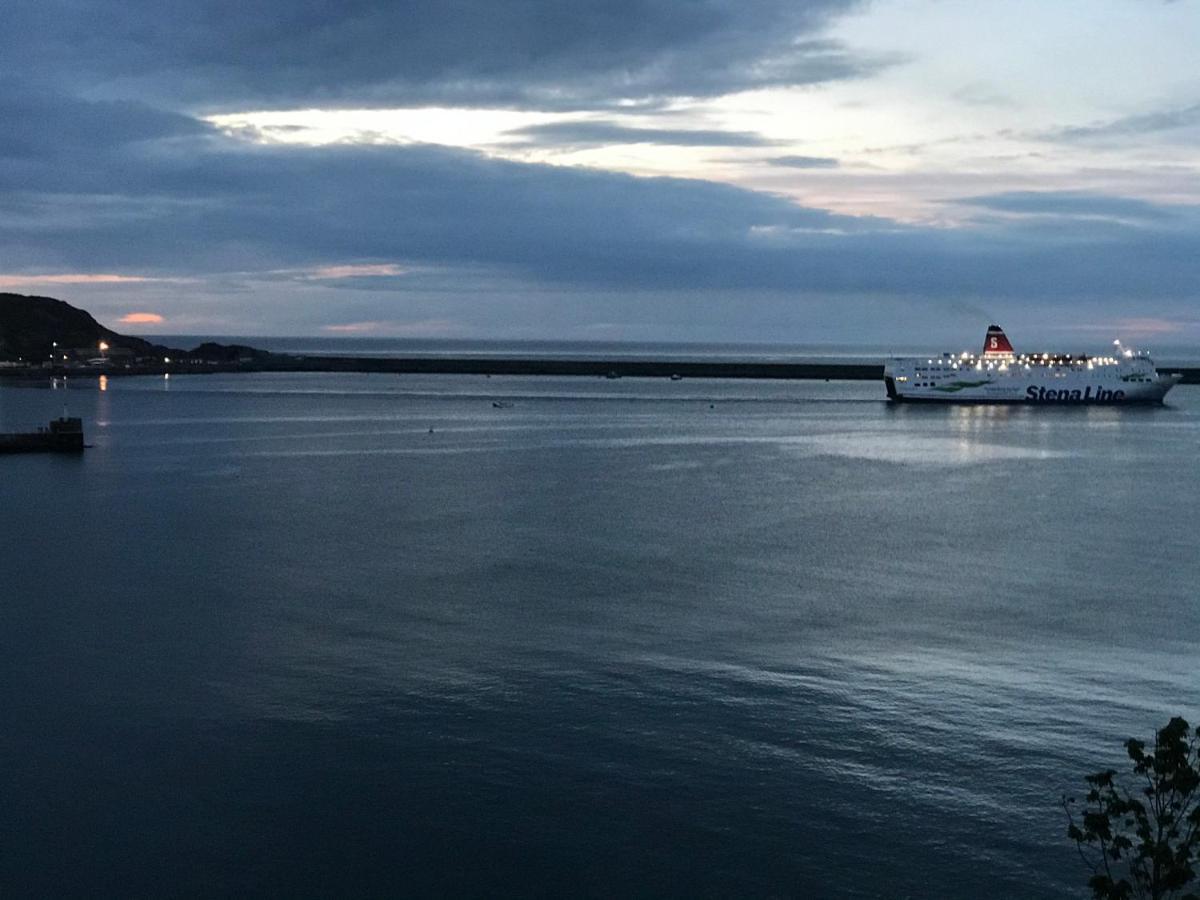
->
(0, 292), (173, 361)
(0, 292), (269, 366)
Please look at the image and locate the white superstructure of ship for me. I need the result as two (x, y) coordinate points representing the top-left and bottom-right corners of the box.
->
(884, 325), (1181, 404)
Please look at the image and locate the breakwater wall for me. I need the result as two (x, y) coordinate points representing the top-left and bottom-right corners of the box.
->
(4, 357), (1199, 383)
(244, 356), (1200, 383)
(270, 357), (886, 380)
(1162, 367), (1200, 384)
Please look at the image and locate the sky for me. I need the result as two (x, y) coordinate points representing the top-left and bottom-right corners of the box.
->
(1, 0), (1198, 345)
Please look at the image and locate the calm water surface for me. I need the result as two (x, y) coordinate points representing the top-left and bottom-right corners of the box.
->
(2, 372), (1198, 897)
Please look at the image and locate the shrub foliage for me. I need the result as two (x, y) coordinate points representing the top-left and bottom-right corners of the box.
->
(1065, 717), (1200, 900)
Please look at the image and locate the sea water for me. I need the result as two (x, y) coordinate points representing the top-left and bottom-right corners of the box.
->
(2, 368), (1198, 897)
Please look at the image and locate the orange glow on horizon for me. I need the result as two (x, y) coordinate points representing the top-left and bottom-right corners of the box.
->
(322, 321), (386, 333)
(118, 312), (166, 325)
(322, 318), (461, 337)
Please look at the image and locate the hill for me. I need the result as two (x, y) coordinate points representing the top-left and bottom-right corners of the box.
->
(0, 293), (271, 363)
(0, 292), (178, 362)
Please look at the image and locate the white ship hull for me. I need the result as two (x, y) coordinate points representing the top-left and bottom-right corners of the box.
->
(884, 371), (1180, 403)
(884, 325), (1182, 404)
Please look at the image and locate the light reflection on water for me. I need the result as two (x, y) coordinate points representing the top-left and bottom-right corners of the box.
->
(1, 371), (1197, 898)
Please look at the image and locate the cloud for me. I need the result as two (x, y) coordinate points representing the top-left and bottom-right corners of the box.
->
(950, 83), (1015, 108)
(310, 264), (408, 279)
(0, 273), (159, 288)
(322, 318), (461, 337)
(953, 191), (1175, 222)
(4, 87), (1200, 339)
(1060, 317), (1196, 337)
(1040, 101), (1200, 142)
(323, 321), (387, 333)
(764, 155), (840, 169)
(502, 121), (780, 147)
(0, 137), (875, 288)
(0, 1), (883, 111)
(0, 87), (888, 289)
(0, 81), (211, 159)
(117, 312), (165, 324)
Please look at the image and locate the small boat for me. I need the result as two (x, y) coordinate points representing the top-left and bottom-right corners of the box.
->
(669, 373), (683, 381)
(492, 401), (513, 409)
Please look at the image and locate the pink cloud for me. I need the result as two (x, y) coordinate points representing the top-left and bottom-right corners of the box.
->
(322, 321), (389, 333)
(1068, 317), (1196, 337)
(0, 273), (155, 288)
(322, 319), (461, 337)
(118, 312), (166, 325)
(310, 264), (406, 279)
(1112, 317), (1192, 336)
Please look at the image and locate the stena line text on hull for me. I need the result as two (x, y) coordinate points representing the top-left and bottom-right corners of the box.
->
(1026, 386), (1125, 402)
(883, 325), (1181, 405)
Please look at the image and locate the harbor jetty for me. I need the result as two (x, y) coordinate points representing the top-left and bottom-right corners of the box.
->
(260, 355), (889, 380)
(4, 350), (1199, 384)
(168, 354), (1200, 383)
(0, 417), (85, 454)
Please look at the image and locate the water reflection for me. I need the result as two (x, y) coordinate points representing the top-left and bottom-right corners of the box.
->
(0, 370), (1197, 899)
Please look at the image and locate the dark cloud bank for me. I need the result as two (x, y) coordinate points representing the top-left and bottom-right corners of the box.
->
(3, 86), (1196, 300)
(765, 155), (840, 169)
(3, 0), (880, 110)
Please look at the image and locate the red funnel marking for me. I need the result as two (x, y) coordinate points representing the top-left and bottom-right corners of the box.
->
(982, 325), (1014, 355)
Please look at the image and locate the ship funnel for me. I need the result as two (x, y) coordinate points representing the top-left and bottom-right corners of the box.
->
(982, 324), (1015, 356)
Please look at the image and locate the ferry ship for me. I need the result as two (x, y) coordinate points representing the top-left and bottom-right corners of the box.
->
(884, 325), (1181, 404)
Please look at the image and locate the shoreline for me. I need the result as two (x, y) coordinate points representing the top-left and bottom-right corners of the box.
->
(2, 356), (1198, 383)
